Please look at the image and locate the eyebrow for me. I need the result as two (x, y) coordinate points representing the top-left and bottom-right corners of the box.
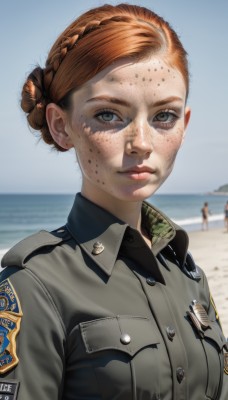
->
(86, 95), (183, 107)
(86, 96), (131, 107)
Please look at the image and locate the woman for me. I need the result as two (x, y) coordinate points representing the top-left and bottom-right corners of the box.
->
(0, 3), (227, 399)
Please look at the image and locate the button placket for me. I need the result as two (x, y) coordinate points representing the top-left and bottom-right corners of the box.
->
(134, 271), (188, 398)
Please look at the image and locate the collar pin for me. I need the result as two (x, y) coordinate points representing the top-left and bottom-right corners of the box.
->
(92, 241), (105, 255)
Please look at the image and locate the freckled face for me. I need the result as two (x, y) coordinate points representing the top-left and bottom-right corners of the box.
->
(64, 57), (190, 207)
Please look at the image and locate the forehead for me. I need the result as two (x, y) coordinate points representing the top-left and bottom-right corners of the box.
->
(75, 57), (187, 102)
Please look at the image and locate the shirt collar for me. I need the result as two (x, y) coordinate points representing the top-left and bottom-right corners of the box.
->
(66, 193), (189, 279)
(66, 193), (128, 276)
(142, 200), (189, 265)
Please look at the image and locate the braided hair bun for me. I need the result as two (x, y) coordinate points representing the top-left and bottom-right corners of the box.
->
(21, 67), (66, 151)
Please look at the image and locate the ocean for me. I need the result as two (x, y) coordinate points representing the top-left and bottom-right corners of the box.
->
(0, 193), (227, 254)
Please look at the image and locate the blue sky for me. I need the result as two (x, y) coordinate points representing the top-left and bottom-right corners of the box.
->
(1, 0), (227, 194)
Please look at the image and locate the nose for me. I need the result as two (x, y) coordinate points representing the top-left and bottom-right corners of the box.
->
(125, 120), (153, 158)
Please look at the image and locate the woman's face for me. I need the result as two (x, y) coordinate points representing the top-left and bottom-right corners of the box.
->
(61, 57), (190, 206)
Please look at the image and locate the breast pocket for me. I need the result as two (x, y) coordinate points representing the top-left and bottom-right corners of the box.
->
(80, 315), (161, 399)
(201, 322), (226, 399)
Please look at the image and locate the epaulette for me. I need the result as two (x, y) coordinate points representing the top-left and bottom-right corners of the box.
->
(1, 226), (70, 269)
(183, 252), (201, 281)
(159, 245), (201, 281)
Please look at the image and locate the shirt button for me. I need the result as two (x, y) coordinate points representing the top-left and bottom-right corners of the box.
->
(176, 367), (185, 383)
(120, 333), (131, 344)
(146, 277), (156, 286)
(166, 326), (175, 341)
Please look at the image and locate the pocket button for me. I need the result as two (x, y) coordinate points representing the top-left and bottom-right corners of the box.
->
(120, 333), (131, 344)
(176, 367), (185, 383)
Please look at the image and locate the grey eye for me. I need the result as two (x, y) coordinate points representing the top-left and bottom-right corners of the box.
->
(101, 112), (114, 121)
(155, 112), (170, 122)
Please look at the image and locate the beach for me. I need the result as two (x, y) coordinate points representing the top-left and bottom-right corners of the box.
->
(0, 225), (227, 335)
(188, 226), (228, 336)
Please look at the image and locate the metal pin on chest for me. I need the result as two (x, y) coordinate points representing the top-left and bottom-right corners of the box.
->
(191, 299), (211, 330)
(92, 241), (105, 255)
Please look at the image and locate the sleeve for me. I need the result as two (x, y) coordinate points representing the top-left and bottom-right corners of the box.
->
(0, 266), (66, 400)
(208, 293), (228, 400)
(202, 270), (228, 400)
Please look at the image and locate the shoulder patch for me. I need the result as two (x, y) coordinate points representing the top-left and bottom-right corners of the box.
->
(0, 279), (22, 374)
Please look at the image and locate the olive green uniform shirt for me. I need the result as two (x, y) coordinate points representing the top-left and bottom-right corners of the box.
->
(0, 193), (227, 399)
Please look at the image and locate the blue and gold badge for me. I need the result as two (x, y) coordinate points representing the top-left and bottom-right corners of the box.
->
(0, 279), (22, 374)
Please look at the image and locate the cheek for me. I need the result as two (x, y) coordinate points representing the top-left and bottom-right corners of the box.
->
(75, 124), (121, 181)
(156, 130), (184, 161)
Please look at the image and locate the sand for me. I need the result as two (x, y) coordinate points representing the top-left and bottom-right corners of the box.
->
(188, 226), (228, 336)
(0, 226), (227, 335)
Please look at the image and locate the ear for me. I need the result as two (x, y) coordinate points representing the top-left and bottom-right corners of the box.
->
(184, 106), (191, 130)
(181, 106), (191, 145)
(46, 103), (73, 150)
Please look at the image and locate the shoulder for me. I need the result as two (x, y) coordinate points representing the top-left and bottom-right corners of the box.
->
(1, 227), (71, 270)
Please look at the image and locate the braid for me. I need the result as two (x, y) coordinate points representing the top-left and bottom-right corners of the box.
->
(44, 15), (150, 91)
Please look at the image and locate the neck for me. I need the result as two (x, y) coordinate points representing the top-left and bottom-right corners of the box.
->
(81, 188), (143, 230)
(81, 189), (152, 248)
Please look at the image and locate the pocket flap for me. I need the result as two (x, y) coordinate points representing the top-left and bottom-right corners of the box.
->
(80, 316), (160, 356)
(204, 322), (227, 351)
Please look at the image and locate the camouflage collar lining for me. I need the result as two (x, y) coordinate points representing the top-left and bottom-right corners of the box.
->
(142, 201), (175, 247)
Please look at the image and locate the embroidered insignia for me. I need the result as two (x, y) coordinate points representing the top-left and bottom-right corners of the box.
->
(0, 379), (20, 399)
(0, 280), (22, 374)
(210, 293), (219, 321)
(224, 352), (228, 375)
(0, 280), (22, 314)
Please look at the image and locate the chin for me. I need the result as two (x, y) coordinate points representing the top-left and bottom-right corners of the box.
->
(120, 185), (160, 202)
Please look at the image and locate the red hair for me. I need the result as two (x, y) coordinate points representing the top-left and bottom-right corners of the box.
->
(21, 3), (189, 151)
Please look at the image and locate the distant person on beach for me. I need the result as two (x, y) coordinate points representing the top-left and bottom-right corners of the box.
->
(0, 4), (227, 400)
(224, 201), (228, 231)
(201, 201), (210, 230)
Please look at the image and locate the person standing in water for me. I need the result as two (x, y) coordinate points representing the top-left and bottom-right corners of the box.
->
(201, 201), (210, 230)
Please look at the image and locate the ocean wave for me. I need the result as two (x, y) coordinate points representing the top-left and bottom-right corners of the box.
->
(173, 213), (224, 226)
